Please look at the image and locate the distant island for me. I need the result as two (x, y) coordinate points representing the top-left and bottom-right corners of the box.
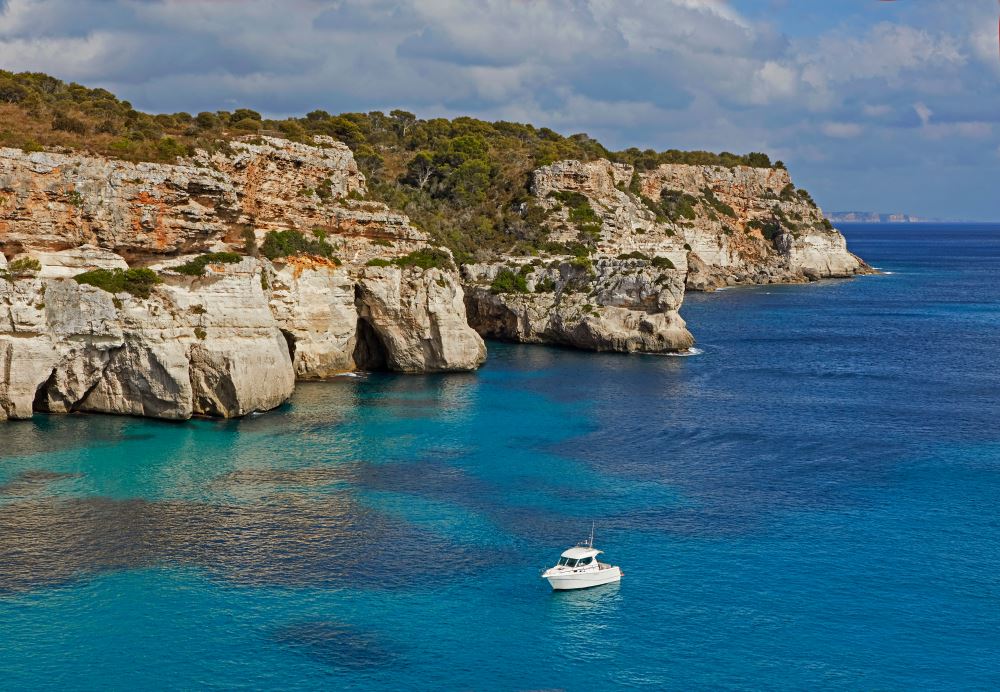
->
(828, 211), (942, 224)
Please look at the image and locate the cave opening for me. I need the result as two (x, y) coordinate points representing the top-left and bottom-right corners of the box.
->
(352, 317), (388, 371)
(31, 369), (57, 413)
(280, 329), (297, 364)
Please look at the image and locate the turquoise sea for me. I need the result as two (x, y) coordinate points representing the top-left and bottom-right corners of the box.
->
(2, 224), (999, 690)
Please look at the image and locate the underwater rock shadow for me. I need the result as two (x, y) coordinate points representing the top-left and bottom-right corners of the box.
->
(0, 491), (486, 595)
(271, 620), (401, 670)
(0, 470), (82, 495)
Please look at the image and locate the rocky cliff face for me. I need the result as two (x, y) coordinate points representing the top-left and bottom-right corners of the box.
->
(632, 161), (867, 287)
(0, 137), (485, 421)
(0, 136), (425, 260)
(1, 256), (293, 421)
(0, 135), (869, 420)
(462, 257), (692, 353)
(528, 158), (868, 287)
(267, 256), (485, 378)
(461, 158), (869, 352)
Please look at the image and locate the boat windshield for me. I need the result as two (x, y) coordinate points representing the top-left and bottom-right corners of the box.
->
(558, 557), (578, 567)
(577, 556), (593, 566)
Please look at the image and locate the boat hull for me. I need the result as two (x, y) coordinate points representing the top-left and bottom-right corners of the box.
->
(545, 566), (622, 591)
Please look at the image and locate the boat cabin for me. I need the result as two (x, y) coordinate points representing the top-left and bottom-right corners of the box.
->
(556, 546), (602, 569)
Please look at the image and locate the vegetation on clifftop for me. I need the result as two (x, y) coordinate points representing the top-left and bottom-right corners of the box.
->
(0, 70), (785, 261)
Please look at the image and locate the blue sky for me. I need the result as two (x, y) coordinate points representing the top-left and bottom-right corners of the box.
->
(1, 0), (998, 219)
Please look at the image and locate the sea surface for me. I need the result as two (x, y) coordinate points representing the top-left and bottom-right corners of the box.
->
(1, 224), (999, 690)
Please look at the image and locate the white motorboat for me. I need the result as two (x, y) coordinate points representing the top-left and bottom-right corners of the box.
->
(542, 527), (622, 591)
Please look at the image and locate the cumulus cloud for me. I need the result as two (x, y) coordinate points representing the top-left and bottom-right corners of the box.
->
(0, 0), (997, 218)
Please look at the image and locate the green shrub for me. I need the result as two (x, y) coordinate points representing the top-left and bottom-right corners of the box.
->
(316, 178), (334, 201)
(758, 219), (782, 240)
(7, 256), (41, 275)
(74, 268), (161, 298)
(52, 110), (87, 135)
(701, 187), (736, 217)
(490, 269), (529, 294)
(174, 252), (242, 276)
(260, 229), (336, 260)
(651, 256), (675, 269)
(534, 277), (557, 293)
(796, 188), (816, 207)
(549, 190), (603, 238)
(366, 248), (453, 272)
(617, 251), (649, 261)
(392, 247), (453, 270)
(659, 189), (698, 221)
(569, 256), (593, 272)
(242, 227), (258, 255)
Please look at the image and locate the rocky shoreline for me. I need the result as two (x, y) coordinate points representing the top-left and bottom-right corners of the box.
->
(0, 136), (868, 421)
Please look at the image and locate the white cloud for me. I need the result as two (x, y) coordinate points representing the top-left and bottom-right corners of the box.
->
(749, 61), (798, 104)
(862, 104), (892, 118)
(801, 23), (966, 84)
(821, 122), (863, 139)
(0, 0), (998, 218)
(914, 102), (933, 127)
(0, 32), (125, 79)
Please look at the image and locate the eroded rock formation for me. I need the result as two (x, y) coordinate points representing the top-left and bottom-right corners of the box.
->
(0, 136), (868, 420)
(463, 257), (692, 353)
(462, 158), (870, 351)
(0, 137), (485, 421)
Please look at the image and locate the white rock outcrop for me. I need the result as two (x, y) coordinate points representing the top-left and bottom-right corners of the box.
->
(0, 256), (296, 421)
(462, 158), (870, 353)
(0, 136), (488, 421)
(357, 266), (487, 372)
(463, 257), (693, 353)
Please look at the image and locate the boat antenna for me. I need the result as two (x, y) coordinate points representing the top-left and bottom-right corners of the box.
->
(589, 521), (595, 548)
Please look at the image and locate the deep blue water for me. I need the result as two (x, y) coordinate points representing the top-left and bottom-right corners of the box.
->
(2, 224), (999, 690)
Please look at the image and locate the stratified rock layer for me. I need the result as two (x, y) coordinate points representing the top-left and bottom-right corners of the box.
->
(357, 266), (487, 372)
(463, 258), (692, 353)
(1, 257), (294, 421)
(462, 158), (869, 352)
(0, 137), (485, 421)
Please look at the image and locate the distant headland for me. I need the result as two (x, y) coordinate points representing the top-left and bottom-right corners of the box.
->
(828, 211), (947, 224)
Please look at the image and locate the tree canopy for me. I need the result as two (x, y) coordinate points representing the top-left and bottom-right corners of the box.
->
(0, 70), (784, 260)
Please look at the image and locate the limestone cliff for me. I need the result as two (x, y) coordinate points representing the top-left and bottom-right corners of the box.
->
(462, 257), (692, 353)
(1, 256), (293, 421)
(461, 158), (869, 352)
(0, 137), (485, 421)
(0, 134), (869, 420)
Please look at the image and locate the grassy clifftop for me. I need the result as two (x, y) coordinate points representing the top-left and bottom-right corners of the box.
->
(0, 70), (783, 260)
